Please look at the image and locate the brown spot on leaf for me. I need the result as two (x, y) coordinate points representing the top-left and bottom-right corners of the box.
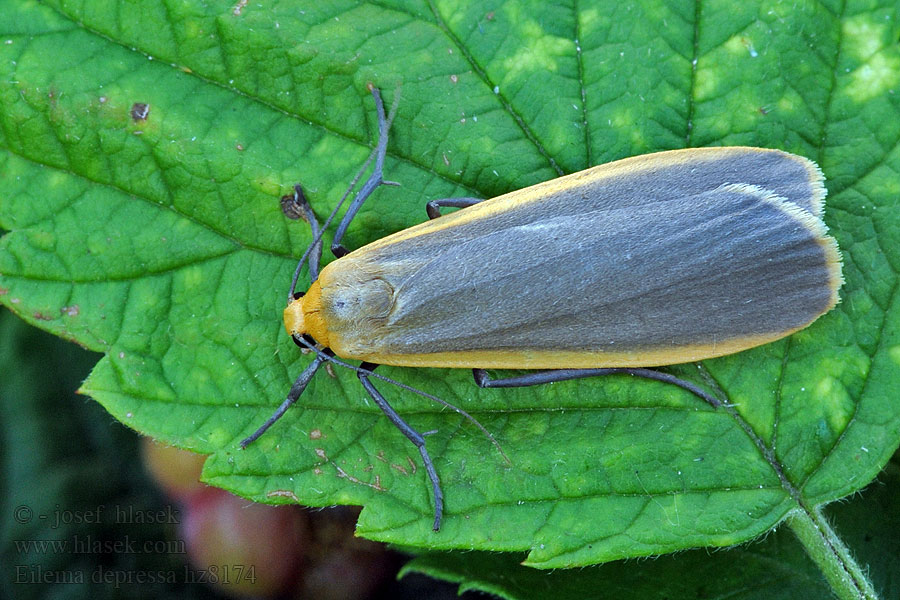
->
(60, 305), (79, 317)
(130, 102), (150, 121)
(33, 311), (52, 321)
(280, 190), (306, 220)
(315, 447), (385, 491)
(266, 490), (300, 502)
(309, 429), (323, 440)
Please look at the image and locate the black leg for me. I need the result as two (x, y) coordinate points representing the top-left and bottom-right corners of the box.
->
(472, 367), (721, 408)
(330, 87), (399, 258)
(357, 362), (444, 531)
(240, 356), (326, 448)
(426, 197), (484, 220)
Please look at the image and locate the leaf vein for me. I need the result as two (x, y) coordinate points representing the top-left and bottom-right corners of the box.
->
(424, 0), (564, 176)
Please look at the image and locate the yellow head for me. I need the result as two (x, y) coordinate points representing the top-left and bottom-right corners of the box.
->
(282, 279), (329, 347)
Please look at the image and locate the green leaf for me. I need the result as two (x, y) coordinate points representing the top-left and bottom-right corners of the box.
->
(1, 0), (898, 590)
(401, 458), (900, 599)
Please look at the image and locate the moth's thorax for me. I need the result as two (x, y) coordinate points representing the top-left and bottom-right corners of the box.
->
(287, 258), (396, 357)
